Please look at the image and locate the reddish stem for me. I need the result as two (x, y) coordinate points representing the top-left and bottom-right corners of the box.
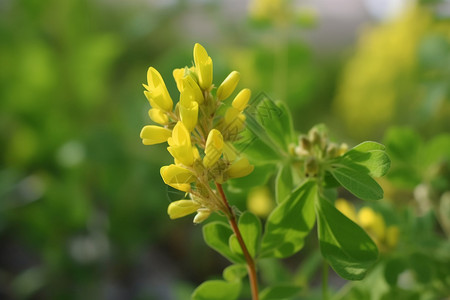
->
(215, 183), (259, 300)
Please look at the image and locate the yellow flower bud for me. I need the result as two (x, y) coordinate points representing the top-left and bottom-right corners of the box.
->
(232, 88), (251, 111)
(193, 43), (213, 90)
(217, 71), (240, 101)
(148, 108), (169, 125)
(227, 157), (254, 178)
(224, 106), (240, 125)
(193, 208), (211, 223)
(182, 76), (204, 104)
(173, 68), (185, 92)
(335, 199), (357, 222)
(160, 164), (196, 192)
(145, 67), (173, 112)
(140, 125), (172, 145)
(180, 101), (198, 132)
(167, 122), (195, 166)
(167, 200), (201, 219)
(203, 129), (224, 168)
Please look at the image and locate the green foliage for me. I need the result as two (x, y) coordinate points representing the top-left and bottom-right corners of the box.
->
(191, 280), (241, 300)
(260, 181), (317, 258)
(316, 196), (378, 280)
(203, 222), (244, 263)
(260, 284), (302, 300)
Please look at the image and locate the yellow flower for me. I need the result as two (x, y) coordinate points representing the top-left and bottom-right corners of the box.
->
(140, 125), (172, 145)
(167, 122), (195, 166)
(173, 68), (185, 92)
(358, 207), (385, 239)
(203, 129), (224, 168)
(179, 100), (199, 132)
(160, 164), (196, 192)
(148, 108), (169, 125)
(247, 186), (274, 217)
(232, 88), (251, 111)
(227, 157), (254, 178)
(144, 67), (173, 112)
(193, 43), (213, 90)
(217, 71), (240, 101)
(193, 208), (211, 223)
(182, 76), (204, 104)
(167, 200), (202, 219)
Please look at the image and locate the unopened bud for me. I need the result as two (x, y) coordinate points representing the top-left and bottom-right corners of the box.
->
(193, 208), (211, 223)
(304, 157), (319, 177)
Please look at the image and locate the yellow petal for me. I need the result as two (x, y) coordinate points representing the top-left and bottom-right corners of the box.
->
(217, 71), (240, 101)
(193, 43), (213, 90)
(358, 207), (385, 238)
(232, 88), (251, 111)
(227, 157), (254, 178)
(223, 142), (237, 162)
(167, 200), (201, 219)
(203, 129), (224, 168)
(140, 125), (172, 145)
(148, 108), (169, 125)
(180, 101), (198, 132)
(182, 76), (204, 104)
(160, 164), (196, 186)
(171, 122), (192, 147)
(173, 68), (185, 92)
(167, 144), (195, 166)
(193, 208), (211, 223)
(146, 67), (173, 112)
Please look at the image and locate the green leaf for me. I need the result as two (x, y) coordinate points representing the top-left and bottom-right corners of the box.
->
(191, 280), (241, 300)
(343, 147), (391, 178)
(223, 264), (247, 282)
(351, 141), (386, 152)
(275, 164), (293, 203)
(260, 181), (317, 258)
(275, 101), (296, 146)
(330, 163), (384, 200)
(203, 222), (244, 263)
(229, 212), (262, 258)
(260, 284), (302, 300)
(316, 196), (378, 280)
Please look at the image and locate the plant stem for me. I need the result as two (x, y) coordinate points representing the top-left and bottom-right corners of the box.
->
(322, 261), (329, 300)
(215, 183), (259, 300)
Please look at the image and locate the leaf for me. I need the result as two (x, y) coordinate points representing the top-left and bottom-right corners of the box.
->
(260, 181), (317, 258)
(316, 196), (378, 280)
(191, 280), (241, 300)
(330, 163), (384, 200)
(260, 284), (302, 300)
(203, 222), (244, 263)
(275, 100), (296, 146)
(351, 141), (386, 152)
(223, 264), (247, 282)
(229, 212), (262, 258)
(343, 148), (391, 178)
(275, 164), (293, 203)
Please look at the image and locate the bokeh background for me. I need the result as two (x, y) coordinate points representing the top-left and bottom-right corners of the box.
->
(1, 0), (449, 299)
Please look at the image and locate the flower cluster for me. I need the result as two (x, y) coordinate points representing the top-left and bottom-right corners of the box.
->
(291, 125), (348, 177)
(140, 43), (254, 223)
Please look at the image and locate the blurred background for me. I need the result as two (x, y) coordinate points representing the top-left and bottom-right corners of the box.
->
(0, 0), (449, 299)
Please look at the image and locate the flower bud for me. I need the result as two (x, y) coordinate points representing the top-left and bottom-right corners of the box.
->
(167, 200), (201, 219)
(160, 164), (196, 192)
(193, 43), (213, 90)
(180, 101), (198, 132)
(227, 157), (254, 178)
(140, 125), (172, 145)
(217, 71), (240, 101)
(148, 108), (169, 125)
(182, 76), (204, 104)
(193, 208), (211, 223)
(145, 67), (173, 112)
(304, 157), (318, 177)
(232, 88), (251, 111)
(203, 129), (224, 168)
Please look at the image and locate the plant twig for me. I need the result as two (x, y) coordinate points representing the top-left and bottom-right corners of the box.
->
(215, 182), (259, 300)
